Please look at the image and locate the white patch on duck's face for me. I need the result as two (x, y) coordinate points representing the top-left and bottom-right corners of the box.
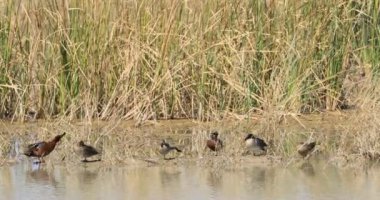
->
(159, 143), (172, 155)
(245, 138), (265, 154)
(245, 138), (255, 148)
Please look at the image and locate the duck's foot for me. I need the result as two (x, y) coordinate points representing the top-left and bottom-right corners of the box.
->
(253, 151), (267, 156)
(33, 158), (46, 164)
(33, 160), (42, 164)
(33, 160), (45, 164)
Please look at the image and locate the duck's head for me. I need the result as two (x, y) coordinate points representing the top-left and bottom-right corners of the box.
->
(160, 140), (166, 147)
(78, 141), (85, 147)
(244, 133), (254, 141)
(210, 131), (219, 140)
(53, 132), (66, 143)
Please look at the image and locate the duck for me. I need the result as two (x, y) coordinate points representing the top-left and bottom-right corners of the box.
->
(297, 141), (316, 158)
(159, 140), (182, 160)
(244, 133), (268, 156)
(24, 132), (66, 163)
(206, 131), (223, 152)
(77, 141), (101, 162)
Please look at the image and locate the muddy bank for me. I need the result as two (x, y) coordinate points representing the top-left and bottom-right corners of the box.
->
(0, 111), (375, 167)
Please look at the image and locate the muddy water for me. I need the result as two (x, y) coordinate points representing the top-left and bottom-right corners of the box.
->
(1, 162), (380, 200)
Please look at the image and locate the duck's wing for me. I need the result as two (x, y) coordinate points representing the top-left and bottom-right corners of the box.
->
(161, 141), (171, 149)
(255, 138), (268, 150)
(306, 142), (316, 151)
(28, 141), (46, 149)
(24, 141), (46, 156)
(83, 145), (100, 156)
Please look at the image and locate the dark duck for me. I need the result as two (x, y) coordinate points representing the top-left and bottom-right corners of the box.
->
(77, 141), (101, 162)
(244, 133), (268, 156)
(159, 140), (182, 160)
(297, 141), (316, 159)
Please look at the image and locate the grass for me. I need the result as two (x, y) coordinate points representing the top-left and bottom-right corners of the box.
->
(0, 0), (378, 121)
(0, 109), (378, 168)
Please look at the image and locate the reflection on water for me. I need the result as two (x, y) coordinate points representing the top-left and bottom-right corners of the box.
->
(1, 162), (380, 200)
(27, 164), (57, 185)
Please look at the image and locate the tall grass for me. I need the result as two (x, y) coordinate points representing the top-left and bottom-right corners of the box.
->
(0, 0), (379, 121)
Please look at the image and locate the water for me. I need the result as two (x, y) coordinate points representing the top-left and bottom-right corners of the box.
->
(1, 162), (380, 200)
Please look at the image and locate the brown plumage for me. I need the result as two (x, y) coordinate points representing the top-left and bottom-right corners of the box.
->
(24, 132), (66, 163)
(77, 141), (100, 162)
(297, 141), (316, 158)
(206, 132), (223, 152)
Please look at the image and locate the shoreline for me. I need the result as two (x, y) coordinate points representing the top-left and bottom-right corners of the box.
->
(0, 110), (377, 168)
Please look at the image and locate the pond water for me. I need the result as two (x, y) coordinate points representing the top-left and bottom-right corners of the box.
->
(1, 161), (379, 200)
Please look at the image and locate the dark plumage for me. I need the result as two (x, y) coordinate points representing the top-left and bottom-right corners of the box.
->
(77, 141), (100, 162)
(244, 133), (268, 156)
(159, 140), (182, 160)
(297, 141), (316, 158)
(206, 132), (223, 152)
(24, 132), (66, 163)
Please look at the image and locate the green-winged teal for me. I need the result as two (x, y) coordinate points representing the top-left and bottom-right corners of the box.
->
(244, 133), (268, 156)
(77, 141), (101, 162)
(24, 132), (66, 163)
(159, 140), (182, 160)
(297, 141), (316, 158)
(206, 132), (223, 152)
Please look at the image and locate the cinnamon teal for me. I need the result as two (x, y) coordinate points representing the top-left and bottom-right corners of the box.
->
(24, 132), (66, 163)
(244, 133), (268, 156)
(159, 140), (182, 160)
(297, 141), (316, 159)
(77, 141), (101, 162)
(206, 131), (223, 152)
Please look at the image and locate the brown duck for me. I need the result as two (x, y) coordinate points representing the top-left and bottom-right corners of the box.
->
(24, 132), (66, 163)
(297, 141), (316, 158)
(206, 132), (223, 152)
(77, 141), (101, 162)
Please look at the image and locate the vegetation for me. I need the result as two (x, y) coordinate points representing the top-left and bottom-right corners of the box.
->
(0, 0), (379, 121)
(0, 111), (377, 167)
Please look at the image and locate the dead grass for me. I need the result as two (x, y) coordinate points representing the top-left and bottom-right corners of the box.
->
(0, 0), (378, 122)
(0, 108), (379, 168)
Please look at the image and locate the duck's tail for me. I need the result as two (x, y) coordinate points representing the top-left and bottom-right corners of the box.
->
(23, 150), (35, 157)
(174, 147), (182, 153)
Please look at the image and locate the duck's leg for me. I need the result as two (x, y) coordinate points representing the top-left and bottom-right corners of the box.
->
(33, 157), (42, 164)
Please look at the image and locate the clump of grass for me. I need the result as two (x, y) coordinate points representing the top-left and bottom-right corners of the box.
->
(0, 0), (378, 121)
